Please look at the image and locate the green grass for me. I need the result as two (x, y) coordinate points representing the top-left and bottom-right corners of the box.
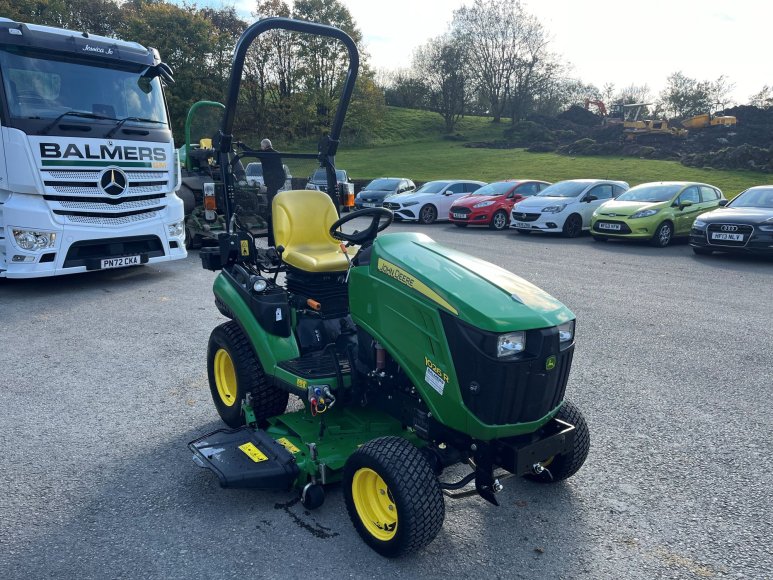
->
(336, 107), (768, 197)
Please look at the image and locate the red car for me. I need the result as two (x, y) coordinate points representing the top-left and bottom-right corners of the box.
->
(449, 180), (551, 230)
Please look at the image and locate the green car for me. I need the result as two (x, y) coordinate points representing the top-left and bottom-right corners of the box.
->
(591, 181), (725, 247)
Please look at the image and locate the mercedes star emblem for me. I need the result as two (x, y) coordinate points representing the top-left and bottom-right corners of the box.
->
(100, 168), (128, 196)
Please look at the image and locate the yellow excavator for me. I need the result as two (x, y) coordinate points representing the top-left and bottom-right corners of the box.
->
(681, 111), (737, 130)
(622, 103), (688, 139)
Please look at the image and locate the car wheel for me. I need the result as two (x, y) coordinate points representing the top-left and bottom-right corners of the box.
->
(489, 210), (509, 231)
(650, 221), (673, 247)
(207, 321), (288, 427)
(561, 214), (583, 238)
(692, 246), (713, 256)
(343, 436), (445, 557)
(523, 400), (590, 484)
(419, 205), (437, 224)
(453, 222), (468, 228)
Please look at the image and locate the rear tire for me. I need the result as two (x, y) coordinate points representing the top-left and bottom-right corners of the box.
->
(650, 221), (673, 247)
(692, 246), (713, 255)
(489, 210), (509, 231)
(419, 205), (438, 224)
(523, 400), (590, 484)
(207, 321), (288, 427)
(562, 214), (583, 238)
(343, 437), (445, 557)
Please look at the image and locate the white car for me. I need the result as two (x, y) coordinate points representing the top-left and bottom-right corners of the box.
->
(510, 179), (629, 237)
(245, 162), (292, 192)
(383, 179), (486, 224)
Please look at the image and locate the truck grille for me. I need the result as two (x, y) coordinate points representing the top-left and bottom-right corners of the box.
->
(64, 211), (160, 226)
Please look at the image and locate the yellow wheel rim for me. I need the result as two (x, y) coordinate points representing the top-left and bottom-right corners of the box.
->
(213, 348), (237, 407)
(351, 468), (398, 541)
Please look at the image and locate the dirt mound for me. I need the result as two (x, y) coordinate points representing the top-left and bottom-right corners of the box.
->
(558, 105), (602, 127)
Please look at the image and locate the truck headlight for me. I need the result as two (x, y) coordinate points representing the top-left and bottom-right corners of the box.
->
(473, 201), (495, 208)
(167, 221), (184, 238)
(558, 320), (575, 343)
(630, 209), (659, 219)
(12, 229), (56, 250)
(497, 332), (525, 357)
(541, 205), (566, 213)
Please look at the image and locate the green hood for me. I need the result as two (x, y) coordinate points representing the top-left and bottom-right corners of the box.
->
(596, 199), (668, 216)
(373, 233), (573, 331)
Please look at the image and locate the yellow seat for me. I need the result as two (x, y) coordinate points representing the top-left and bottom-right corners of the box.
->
(272, 189), (352, 273)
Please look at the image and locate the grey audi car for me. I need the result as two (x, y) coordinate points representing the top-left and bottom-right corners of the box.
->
(689, 186), (773, 256)
(354, 177), (415, 209)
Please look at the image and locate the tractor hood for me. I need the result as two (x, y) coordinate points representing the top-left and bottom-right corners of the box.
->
(370, 233), (574, 331)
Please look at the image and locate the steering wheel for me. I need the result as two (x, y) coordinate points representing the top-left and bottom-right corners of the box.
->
(329, 207), (393, 245)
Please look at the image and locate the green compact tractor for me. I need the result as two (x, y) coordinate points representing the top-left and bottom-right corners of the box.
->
(190, 18), (589, 558)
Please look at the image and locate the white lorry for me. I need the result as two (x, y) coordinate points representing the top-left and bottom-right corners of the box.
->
(0, 18), (186, 278)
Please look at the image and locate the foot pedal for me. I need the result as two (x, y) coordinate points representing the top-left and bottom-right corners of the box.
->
(189, 427), (299, 489)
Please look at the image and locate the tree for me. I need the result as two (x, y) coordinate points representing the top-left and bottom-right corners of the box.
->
(749, 85), (773, 109)
(413, 35), (469, 132)
(657, 72), (735, 118)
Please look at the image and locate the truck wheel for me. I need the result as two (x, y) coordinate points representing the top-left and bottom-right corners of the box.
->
(185, 226), (201, 250)
(419, 205), (437, 224)
(343, 436), (445, 557)
(650, 221), (673, 247)
(207, 321), (288, 427)
(489, 210), (509, 230)
(562, 214), (583, 238)
(524, 400), (590, 484)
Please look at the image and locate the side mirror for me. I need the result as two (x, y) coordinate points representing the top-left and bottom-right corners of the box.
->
(679, 200), (694, 210)
(718, 199), (729, 207)
(585, 194), (598, 202)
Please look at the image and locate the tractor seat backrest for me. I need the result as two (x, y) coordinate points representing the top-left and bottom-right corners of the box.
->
(272, 189), (352, 273)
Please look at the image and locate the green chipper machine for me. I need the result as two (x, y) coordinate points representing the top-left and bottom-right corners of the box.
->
(189, 17), (589, 557)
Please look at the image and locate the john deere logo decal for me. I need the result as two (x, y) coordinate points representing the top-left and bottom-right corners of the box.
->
(545, 356), (557, 371)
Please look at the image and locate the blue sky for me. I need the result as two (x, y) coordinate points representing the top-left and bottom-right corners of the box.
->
(184, 0), (767, 104)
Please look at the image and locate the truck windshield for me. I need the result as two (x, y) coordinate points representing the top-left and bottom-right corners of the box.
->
(0, 46), (168, 126)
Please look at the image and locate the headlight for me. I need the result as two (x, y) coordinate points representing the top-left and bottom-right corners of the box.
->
(541, 205), (566, 213)
(473, 201), (495, 208)
(692, 219), (707, 230)
(167, 221), (184, 237)
(12, 229), (56, 251)
(630, 209), (659, 219)
(759, 224), (773, 231)
(497, 332), (525, 357)
(402, 201), (418, 207)
(558, 320), (575, 343)
(252, 276), (268, 292)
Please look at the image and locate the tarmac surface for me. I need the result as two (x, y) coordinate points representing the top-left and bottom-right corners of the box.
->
(1, 219), (771, 579)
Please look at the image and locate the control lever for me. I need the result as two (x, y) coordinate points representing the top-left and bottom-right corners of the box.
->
(339, 242), (353, 282)
(273, 245), (284, 283)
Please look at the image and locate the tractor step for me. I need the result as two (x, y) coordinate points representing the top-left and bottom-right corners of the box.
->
(277, 350), (351, 379)
(189, 427), (299, 489)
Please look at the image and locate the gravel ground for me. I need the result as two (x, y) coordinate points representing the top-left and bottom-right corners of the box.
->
(1, 221), (771, 579)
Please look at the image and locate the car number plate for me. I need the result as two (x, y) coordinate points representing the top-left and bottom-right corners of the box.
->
(598, 222), (622, 231)
(711, 232), (743, 241)
(453, 213), (467, 219)
(514, 221), (530, 229)
(362, 202), (376, 208)
(100, 255), (141, 269)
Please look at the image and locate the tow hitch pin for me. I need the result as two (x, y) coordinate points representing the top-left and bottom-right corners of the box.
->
(532, 462), (554, 481)
(493, 479), (503, 493)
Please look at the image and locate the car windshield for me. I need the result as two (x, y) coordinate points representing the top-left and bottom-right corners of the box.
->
(536, 182), (588, 198)
(246, 163), (263, 176)
(312, 168), (347, 182)
(469, 182), (514, 196)
(0, 46), (168, 126)
(364, 178), (400, 190)
(414, 181), (450, 194)
(616, 184), (683, 203)
(728, 187), (773, 208)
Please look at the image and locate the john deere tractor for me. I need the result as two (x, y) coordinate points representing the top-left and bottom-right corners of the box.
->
(190, 18), (589, 558)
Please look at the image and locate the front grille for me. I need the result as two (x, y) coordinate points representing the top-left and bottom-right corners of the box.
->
(63, 210), (160, 226)
(54, 198), (165, 212)
(706, 223), (753, 247)
(593, 220), (632, 234)
(63, 234), (164, 267)
(452, 207), (471, 216)
(441, 312), (572, 426)
(384, 202), (400, 210)
(512, 212), (541, 222)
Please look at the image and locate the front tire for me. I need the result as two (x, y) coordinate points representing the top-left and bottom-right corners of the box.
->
(419, 204), (438, 224)
(343, 437), (445, 557)
(207, 321), (288, 427)
(489, 210), (509, 230)
(524, 400), (590, 484)
(651, 221), (673, 247)
(562, 214), (583, 238)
